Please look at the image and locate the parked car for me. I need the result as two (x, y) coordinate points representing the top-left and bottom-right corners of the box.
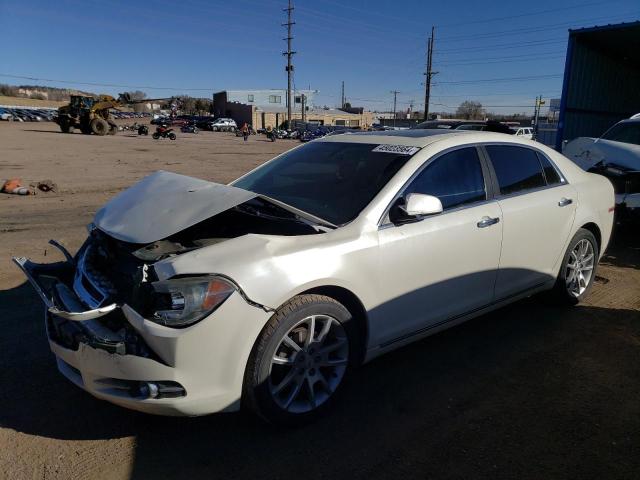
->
(208, 118), (237, 132)
(14, 130), (613, 424)
(413, 120), (486, 130)
(0, 107), (15, 121)
(563, 113), (640, 221)
(512, 126), (534, 139)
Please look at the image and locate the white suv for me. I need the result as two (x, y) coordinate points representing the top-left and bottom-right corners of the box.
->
(209, 118), (237, 132)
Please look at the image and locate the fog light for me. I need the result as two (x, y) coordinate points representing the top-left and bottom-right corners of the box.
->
(133, 381), (186, 399)
(137, 382), (159, 399)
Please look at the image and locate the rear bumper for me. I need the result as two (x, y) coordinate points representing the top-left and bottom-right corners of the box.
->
(13, 247), (272, 416)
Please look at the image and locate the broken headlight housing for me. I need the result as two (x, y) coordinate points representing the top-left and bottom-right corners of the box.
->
(151, 276), (235, 327)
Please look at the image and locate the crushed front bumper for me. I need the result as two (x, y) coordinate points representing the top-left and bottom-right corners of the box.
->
(13, 243), (272, 416)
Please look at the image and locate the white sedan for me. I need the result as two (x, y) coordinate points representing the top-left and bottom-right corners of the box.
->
(15, 130), (614, 424)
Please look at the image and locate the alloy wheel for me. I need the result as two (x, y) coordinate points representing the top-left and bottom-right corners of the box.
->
(269, 314), (349, 414)
(565, 239), (595, 297)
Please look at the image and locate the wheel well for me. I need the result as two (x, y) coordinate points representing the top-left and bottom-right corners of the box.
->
(581, 222), (601, 251)
(302, 285), (369, 364)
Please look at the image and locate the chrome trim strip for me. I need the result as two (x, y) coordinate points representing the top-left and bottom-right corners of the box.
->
(73, 246), (107, 308)
(12, 256), (117, 322)
(48, 239), (74, 265)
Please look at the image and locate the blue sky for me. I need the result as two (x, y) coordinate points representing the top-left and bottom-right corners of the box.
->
(1, 0), (638, 114)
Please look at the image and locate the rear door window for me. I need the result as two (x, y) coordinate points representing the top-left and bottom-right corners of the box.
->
(486, 145), (546, 195)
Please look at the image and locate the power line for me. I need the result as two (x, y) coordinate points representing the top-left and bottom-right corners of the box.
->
(435, 74), (563, 85)
(437, 0), (620, 28)
(438, 55), (566, 67)
(438, 38), (567, 54)
(436, 10), (639, 41)
(436, 51), (564, 63)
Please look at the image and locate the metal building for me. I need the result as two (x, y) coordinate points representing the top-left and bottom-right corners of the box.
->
(213, 89), (317, 117)
(556, 21), (640, 150)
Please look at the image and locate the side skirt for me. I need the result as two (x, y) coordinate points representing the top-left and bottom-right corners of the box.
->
(363, 281), (552, 364)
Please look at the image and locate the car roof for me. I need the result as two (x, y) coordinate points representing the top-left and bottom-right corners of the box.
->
(318, 129), (525, 148)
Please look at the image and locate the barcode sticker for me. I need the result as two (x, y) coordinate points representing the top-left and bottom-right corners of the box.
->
(372, 144), (421, 155)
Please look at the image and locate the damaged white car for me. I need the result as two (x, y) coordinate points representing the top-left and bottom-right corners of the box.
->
(563, 114), (640, 221)
(15, 130), (614, 424)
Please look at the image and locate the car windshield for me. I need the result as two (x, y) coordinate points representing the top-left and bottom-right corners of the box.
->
(601, 122), (640, 146)
(233, 141), (416, 225)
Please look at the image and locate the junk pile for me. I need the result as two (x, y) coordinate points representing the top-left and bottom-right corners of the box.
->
(1, 178), (58, 196)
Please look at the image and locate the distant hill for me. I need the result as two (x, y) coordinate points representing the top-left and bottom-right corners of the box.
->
(0, 83), (97, 101)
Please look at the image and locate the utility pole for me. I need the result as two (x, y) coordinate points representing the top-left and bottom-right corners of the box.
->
(282, 0), (296, 130)
(390, 90), (399, 128)
(533, 95), (545, 141)
(301, 93), (306, 123)
(341, 81), (345, 108)
(423, 26), (437, 121)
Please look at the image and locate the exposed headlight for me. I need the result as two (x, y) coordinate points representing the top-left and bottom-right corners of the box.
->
(151, 276), (235, 327)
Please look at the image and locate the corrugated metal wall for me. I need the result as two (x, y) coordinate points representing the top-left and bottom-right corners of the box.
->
(557, 23), (640, 148)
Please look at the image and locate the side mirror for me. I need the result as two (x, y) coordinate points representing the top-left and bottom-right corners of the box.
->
(404, 193), (443, 216)
(389, 193), (443, 224)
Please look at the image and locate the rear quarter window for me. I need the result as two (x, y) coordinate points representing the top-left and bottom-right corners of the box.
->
(536, 152), (563, 185)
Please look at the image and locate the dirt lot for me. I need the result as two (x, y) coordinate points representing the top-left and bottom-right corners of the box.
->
(1, 121), (639, 480)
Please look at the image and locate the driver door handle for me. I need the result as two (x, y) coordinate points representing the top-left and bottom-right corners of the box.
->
(477, 216), (500, 228)
(558, 197), (573, 207)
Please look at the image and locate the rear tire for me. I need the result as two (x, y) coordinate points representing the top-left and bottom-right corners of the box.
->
(90, 117), (109, 135)
(551, 228), (599, 305)
(243, 294), (356, 425)
(107, 121), (118, 135)
(169, 132), (176, 140)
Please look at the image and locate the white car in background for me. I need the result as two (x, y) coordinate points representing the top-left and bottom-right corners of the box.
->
(512, 127), (534, 139)
(563, 114), (640, 220)
(15, 130), (614, 424)
(208, 117), (238, 132)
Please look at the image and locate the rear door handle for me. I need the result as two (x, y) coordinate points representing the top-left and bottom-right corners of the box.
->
(477, 216), (500, 228)
(558, 197), (573, 207)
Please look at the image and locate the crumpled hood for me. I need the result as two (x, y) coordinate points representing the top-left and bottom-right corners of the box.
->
(94, 171), (257, 244)
(564, 137), (640, 171)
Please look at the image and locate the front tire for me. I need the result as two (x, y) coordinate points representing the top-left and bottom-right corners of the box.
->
(90, 117), (109, 135)
(243, 294), (355, 425)
(152, 132), (160, 139)
(552, 228), (598, 305)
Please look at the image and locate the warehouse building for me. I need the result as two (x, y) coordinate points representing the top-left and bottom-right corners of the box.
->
(213, 89), (318, 114)
(556, 21), (640, 150)
(213, 89), (374, 129)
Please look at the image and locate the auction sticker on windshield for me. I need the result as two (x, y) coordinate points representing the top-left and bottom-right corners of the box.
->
(372, 144), (421, 155)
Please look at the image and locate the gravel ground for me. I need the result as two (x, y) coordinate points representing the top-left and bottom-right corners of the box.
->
(1, 121), (639, 480)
